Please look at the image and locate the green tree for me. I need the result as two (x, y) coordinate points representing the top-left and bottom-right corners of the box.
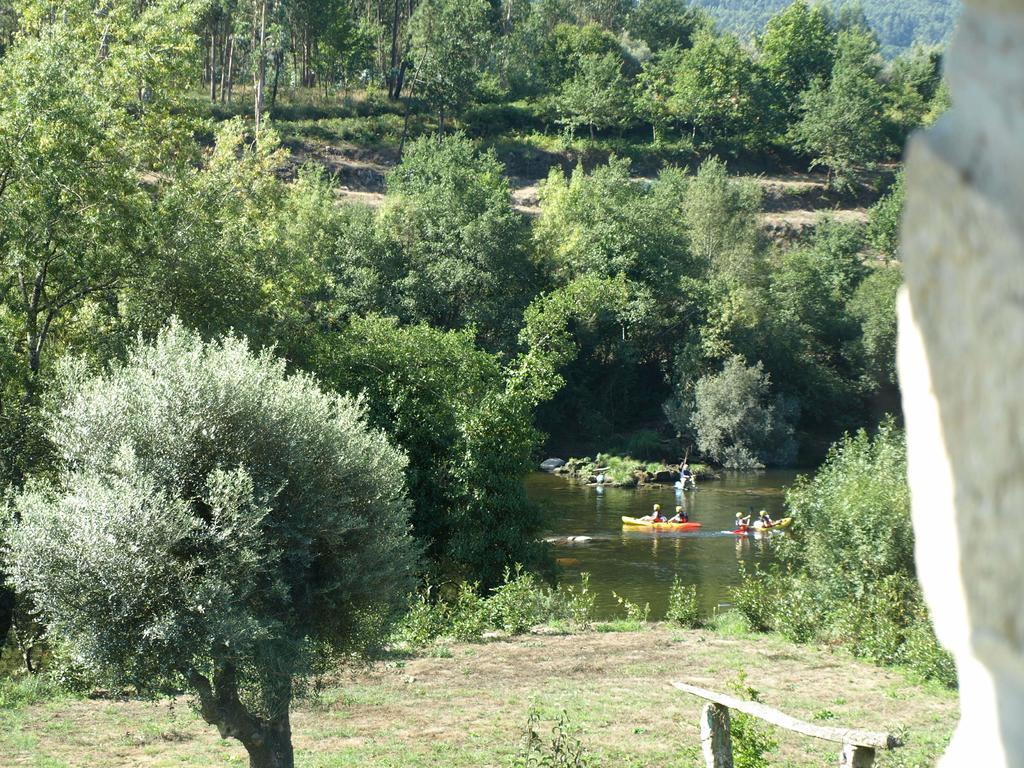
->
(317, 277), (628, 589)
(316, 316), (542, 589)
(670, 28), (768, 149)
(556, 52), (631, 137)
(687, 355), (797, 469)
(534, 158), (690, 291)
(0, 1), (199, 642)
(407, 0), (493, 131)
(792, 29), (888, 189)
(626, 0), (709, 52)
(758, 0), (836, 121)
(6, 322), (417, 768)
(682, 157), (764, 284)
(376, 133), (533, 349)
(848, 264), (902, 390)
(761, 221), (868, 434)
(634, 46), (687, 143)
(867, 170), (904, 259)
(884, 45), (944, 140)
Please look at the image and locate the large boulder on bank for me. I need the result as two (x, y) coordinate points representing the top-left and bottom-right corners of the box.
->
(654, 469), (680, 483)
(540, 457), (566, 471)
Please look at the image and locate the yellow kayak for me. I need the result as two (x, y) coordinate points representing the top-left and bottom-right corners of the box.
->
(752, 517), (792, 532)
(622, 516), (702, 531)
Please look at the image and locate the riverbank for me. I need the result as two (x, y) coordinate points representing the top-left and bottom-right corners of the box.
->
(548, 454), (719, 488)
(0, 626), (956, 767)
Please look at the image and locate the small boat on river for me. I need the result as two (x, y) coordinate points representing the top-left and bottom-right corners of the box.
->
(621, 516), (702, 531)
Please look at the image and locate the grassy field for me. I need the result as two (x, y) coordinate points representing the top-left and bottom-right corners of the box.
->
(0, 625), (956, 767)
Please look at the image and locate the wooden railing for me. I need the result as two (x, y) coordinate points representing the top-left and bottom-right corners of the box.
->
(672, 682), (902, 768)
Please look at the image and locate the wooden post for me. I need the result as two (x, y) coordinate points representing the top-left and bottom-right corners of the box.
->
(700, 702), (734, 768)
(840, 744), (875, 767)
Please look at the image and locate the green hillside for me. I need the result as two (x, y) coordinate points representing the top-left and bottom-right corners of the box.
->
(696, 0), (962, 54)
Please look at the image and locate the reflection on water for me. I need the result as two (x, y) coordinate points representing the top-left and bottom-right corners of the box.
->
(525, 469), (800, 619)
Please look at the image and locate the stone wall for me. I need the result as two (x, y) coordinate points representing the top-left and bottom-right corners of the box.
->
(898, 0), (1024, 764)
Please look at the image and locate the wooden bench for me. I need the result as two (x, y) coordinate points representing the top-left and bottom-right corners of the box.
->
(672, 682), (902, 768)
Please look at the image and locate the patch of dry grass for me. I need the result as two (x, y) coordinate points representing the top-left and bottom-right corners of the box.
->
(0, 628), (957, 767)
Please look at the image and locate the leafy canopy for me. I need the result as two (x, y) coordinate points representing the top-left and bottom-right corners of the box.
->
(7, 322), (417, 720)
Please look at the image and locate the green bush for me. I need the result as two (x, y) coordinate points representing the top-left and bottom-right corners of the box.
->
(728, 567), (776, 633)
(901, 609), (956, 688)
(396, 587), (450, 647)
(622, 430), (665, 461)
(665, 578), (702, 628)
(488, 566), (545, 635)
(449, 582), (490, 641)
(744, 420), (957, 688)
(728, 673), (777, 768)
(0, 675), (66, 710)
(553, 573), (597, 630)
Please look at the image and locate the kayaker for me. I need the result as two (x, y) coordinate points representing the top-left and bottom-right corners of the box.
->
(736, 511), (751, 528)
(757, 509), (775, 528)
(669, 505), (688, 523)
(640, 503), (665, 522)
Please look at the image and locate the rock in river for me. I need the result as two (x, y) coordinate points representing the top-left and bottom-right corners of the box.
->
(540, 457), (566, 471)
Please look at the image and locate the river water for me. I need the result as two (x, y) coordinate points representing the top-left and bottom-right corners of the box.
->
(525, 470), (801, 619)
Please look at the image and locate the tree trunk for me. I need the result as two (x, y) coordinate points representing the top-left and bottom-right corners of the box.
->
(0, 586), (14, 653)
(246, 711), (295, 768)
(270, 49), (283, 110)
(188, 664), (295, 768)
(254, 0), (269, 134)
(210, 31), (218, 102)
(387, 0), (402, 98)
(221, 34), (233, 104)
(224, 35), (235, 104)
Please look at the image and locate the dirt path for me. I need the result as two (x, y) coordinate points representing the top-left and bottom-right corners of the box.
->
(0, 627), (957, 767)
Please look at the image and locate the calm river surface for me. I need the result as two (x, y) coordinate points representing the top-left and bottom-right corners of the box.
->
(525, 470), (801, 619)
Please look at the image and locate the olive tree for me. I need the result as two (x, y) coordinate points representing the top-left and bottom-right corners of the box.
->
(688, 355), (798, 469)
(6, 323), (417, 768)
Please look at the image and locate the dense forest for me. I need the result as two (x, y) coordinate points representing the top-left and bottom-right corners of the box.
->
(696, 0), (961, 55)
(0, 1), (956, 764)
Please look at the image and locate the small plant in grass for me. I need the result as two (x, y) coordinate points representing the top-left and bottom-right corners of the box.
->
(513, 709), (594, 768)
(558, 573), (596, 630)
(708, 610), (752, 637)
(612, 592), (651, 623)
(728, 672), (778, 768)
(665, 577), (702, 628)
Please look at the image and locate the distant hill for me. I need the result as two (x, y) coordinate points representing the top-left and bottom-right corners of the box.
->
(694, 0), (963, 56)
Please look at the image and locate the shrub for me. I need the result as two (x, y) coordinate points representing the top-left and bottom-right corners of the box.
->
(0, 675), (66, 710)
(741, 419), (957, 688)
(665, 578), (702, 628)
(901, 609), (956, 688)
(449, 582), (490, 641)
(728, 567), (776, 633)
(488, 566), (545, 635)
(728, 673), (778, 768)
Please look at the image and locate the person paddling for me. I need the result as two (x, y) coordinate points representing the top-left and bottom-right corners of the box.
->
(669, 505), (688, 523)
(757, 509), (775, 528)
(736, 511), (751, 529)
(641, 503), (665, 522)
